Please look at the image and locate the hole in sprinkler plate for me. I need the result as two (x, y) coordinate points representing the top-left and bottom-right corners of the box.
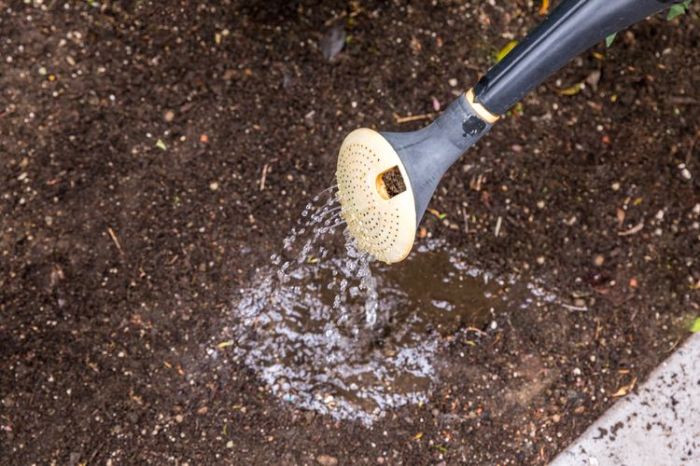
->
(376, 165), (406, 200)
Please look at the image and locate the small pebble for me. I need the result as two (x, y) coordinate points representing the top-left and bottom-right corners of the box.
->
(593, 255), (605, 267)
(209, 181), (219, 191)
(448, 78), (458, 87)
(316, 454), (338, 466)
(164, 110), (175, 122)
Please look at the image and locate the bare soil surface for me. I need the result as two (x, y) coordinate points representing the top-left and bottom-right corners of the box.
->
(1, 1), (699, 465)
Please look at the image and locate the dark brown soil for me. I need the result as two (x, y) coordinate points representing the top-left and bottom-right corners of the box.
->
(1, 1), (699, 465)
(381, 166), (406, 198)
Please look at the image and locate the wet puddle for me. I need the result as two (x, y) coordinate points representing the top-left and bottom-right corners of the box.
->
(214, 188), (556, 424)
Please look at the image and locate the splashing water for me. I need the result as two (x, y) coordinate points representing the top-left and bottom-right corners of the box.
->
(217, 187), (557, 424)
(226, 187), (431, 423)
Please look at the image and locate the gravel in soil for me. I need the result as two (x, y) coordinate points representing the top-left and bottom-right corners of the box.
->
(1, 1), (699, 465)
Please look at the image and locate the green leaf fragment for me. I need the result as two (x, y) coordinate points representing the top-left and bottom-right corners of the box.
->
(667, 0), (692, 20)
(690, 317), (700, 333)
(605, 33), (617, 48)
(495, 40), (518, 63)
(155, 139), (167, 150)
(667, 5), (685, 20)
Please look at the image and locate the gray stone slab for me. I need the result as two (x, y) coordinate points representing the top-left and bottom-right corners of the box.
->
(551, 333), (700, 466)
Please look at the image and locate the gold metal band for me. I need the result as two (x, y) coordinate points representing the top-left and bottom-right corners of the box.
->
(466, 88), (500, 124)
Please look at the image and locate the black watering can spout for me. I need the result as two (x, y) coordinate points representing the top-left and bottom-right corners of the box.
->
(381, 93), (496, 227)
(336, 0), (680, 264)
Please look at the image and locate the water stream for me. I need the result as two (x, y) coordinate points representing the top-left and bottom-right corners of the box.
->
(214, 187), (556, 424)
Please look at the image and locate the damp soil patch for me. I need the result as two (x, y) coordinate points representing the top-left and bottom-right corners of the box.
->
(221, 209), (557, 425)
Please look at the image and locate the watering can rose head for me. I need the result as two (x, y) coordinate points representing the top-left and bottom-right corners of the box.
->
(335, 91), (496, 264)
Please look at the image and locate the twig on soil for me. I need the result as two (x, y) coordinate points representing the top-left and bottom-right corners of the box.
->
(323, 4), (365, 26)
(393, 112), (435, 124)
(618, 221), (644, 236)
(462, 207), (469, 234)
(669, 96), (699, 105)
(687, 137), (696, 166)
(88, 444), (104, 465)
(260, 163), (270, 191)
(324, 11), (348, 26)
(561, 303), (588, 312)
(470, 173), (485, 191)
(107, 227), (125, 256)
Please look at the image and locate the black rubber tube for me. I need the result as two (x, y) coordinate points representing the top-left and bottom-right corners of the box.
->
(474, 0), (677, 115)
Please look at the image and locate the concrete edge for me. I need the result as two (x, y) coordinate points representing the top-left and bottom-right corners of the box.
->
(550, 333), (700, 466)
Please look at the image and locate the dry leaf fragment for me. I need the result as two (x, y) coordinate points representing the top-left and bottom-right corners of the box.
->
(612, 377), (638, 397)
(616, 208), (626, 227)
(558, 82), (584, 96)
(427, 208), (447, 220)
(320, 25), (346, 61)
